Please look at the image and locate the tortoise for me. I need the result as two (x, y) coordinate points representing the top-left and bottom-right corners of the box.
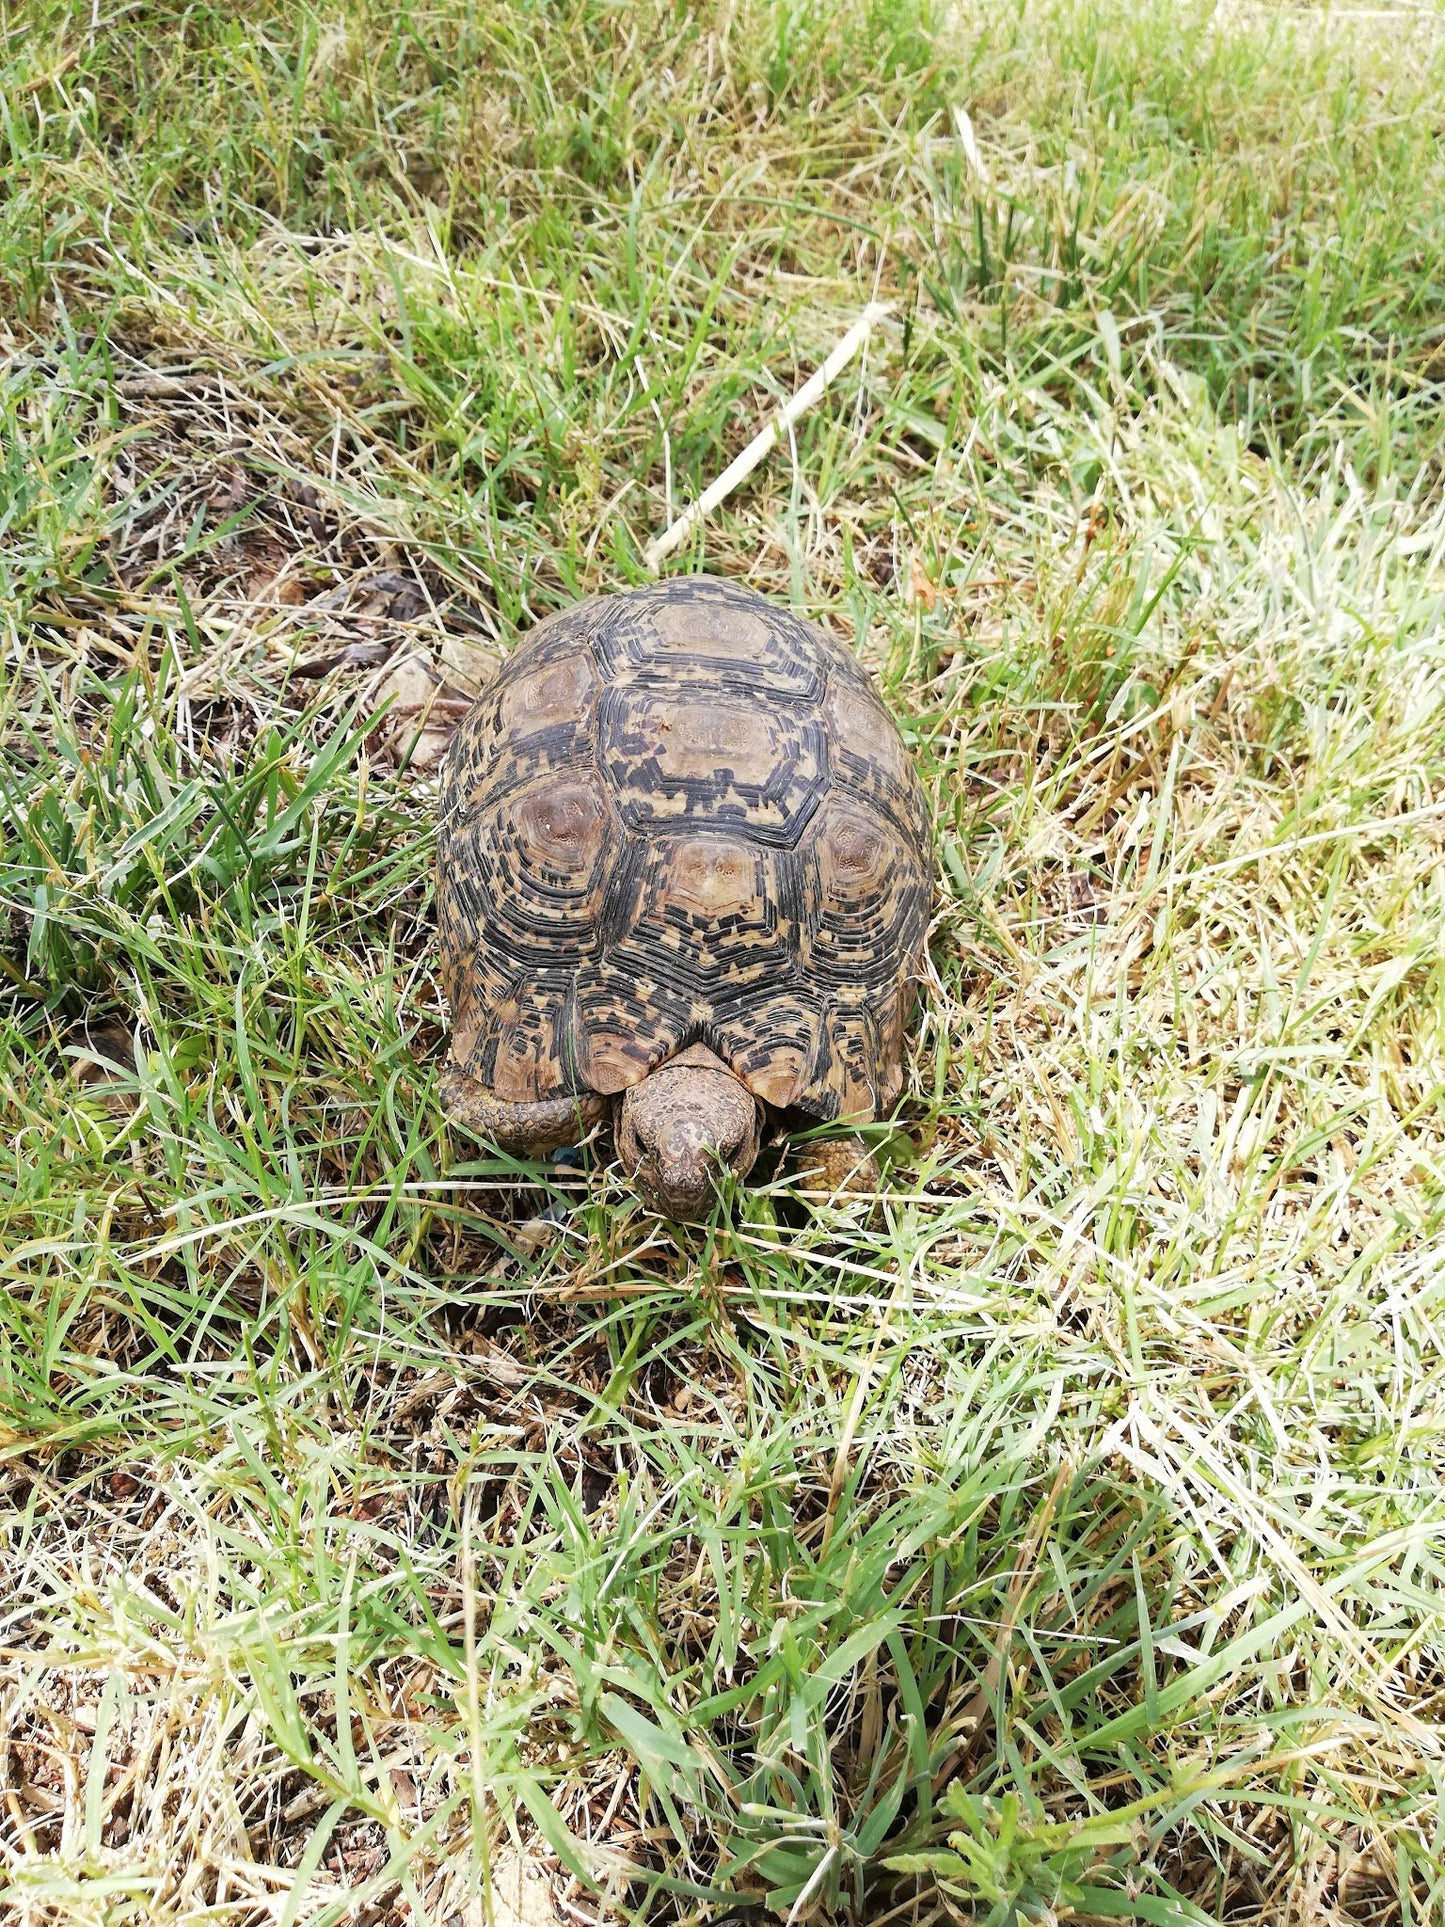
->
(435, 575), (931, 1221)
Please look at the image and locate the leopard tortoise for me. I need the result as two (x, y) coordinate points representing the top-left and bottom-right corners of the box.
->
(435, 575), (931, 1220)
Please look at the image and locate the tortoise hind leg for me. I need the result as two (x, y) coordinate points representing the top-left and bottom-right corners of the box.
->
(440, 1063), (605, 1156)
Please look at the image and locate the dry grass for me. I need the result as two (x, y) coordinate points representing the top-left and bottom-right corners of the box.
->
(2, 0), (1445, 1922)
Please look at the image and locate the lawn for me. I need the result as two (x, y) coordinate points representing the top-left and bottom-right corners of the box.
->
(2, 1), (1445, 1922)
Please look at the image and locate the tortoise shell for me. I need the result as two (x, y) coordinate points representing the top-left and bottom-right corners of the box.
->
(436, 576), (931, 1123)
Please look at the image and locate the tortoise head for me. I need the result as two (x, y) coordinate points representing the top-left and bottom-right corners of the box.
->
(616, 1045), (763, 1222)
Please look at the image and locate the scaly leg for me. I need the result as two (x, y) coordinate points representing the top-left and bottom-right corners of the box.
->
(791, 1133), (880, 1201)
(440, 1063), (605, 1156)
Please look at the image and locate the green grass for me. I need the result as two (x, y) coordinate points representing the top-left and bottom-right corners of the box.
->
(2, 0), (1445, 1922)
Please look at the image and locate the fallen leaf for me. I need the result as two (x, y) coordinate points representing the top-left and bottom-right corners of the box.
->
(247, 564), (308, 606)
(205, 462), (248, 512)
(370, 650), (473, 771)
(908, 554), (937, 609)
(291, 639), (396, 677)
(438, 626), (501, 696)
(483, 1850), (556, 1927)
(358, 569), (429, 621)
(312, 569), (430, 622)
(67, 1021), (137, 1117)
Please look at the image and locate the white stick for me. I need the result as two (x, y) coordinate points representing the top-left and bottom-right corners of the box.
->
(953, 104), (988, 185)
(643, 301), (891, 569)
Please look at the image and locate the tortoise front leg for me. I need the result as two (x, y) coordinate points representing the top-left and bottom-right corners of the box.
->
(791, 1133), (880, 1201)
(439, 1063), (605, 1156)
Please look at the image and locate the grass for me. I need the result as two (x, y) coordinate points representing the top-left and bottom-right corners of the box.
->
(2, 0), (1445, 1920)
